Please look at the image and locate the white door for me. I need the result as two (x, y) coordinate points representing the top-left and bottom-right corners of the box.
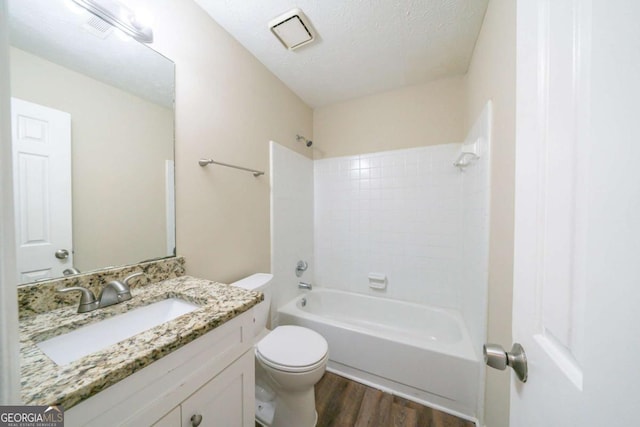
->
(511, 1), (640, 426)
(11, 98), (73, 284)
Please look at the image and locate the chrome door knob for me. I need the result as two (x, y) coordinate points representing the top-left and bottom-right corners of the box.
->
(55, 249), (69, 260)
(483, 342), (528, 383)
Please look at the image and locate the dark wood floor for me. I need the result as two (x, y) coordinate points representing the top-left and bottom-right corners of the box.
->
(256, 372), (474, 427)
(315, 372), (475, 427)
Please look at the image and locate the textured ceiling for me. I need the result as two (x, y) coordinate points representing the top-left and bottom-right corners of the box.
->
(194, 0), (489, 108)
(9, 0), (174, 108)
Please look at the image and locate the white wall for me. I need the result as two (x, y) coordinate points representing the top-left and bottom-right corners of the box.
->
(270, 141), (314, 325)
(314, 144), (463, 308)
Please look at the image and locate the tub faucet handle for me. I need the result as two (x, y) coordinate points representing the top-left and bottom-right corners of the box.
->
(295, 260), (308, 277)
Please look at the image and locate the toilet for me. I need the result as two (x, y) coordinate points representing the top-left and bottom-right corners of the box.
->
(231, 273), (328, 427)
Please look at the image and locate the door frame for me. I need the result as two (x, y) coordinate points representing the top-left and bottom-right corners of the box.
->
(0, 0), (21, 404)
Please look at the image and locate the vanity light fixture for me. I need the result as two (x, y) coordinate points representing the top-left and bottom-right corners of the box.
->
(71, 0), (153, 43)
(269, 8), (316, 51)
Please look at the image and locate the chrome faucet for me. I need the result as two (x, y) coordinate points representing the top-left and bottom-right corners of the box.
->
(58, 272), (145, 313)
(298, 281), (312, 291)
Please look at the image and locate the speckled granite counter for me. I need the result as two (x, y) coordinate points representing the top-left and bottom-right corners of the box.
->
(19, 275), (262, 410)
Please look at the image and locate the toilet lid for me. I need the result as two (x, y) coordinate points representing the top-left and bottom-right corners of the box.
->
(256, 326), (328, 370)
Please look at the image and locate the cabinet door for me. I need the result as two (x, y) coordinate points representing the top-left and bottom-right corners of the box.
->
(152, 406), (180, 426)
(181, 351), (254, 427)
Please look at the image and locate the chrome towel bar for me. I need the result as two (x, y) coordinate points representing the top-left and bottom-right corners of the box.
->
(198, 158), (265, 177)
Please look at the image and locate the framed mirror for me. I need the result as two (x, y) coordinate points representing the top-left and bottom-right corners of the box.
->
(9, 0), (175, 285)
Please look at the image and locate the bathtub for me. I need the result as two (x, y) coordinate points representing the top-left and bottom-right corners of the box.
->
(278, 288), (480, 418)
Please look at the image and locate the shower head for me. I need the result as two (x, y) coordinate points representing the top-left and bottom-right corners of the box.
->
(296, 134), (313, 148)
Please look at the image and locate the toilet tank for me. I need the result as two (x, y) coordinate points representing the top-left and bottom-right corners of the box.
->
(230, 273), (273, 337)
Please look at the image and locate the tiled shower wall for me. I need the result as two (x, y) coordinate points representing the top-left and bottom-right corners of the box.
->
(272, 124), (491, 353)
(314, 144), (464, 308)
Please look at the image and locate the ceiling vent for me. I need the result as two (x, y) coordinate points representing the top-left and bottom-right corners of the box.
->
(82, 15), (114, 39)
(268, 8), (316, 51)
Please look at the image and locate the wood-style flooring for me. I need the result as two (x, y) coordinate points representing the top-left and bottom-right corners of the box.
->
(315, 373), (474, 427)
(257, 372), (475, 427)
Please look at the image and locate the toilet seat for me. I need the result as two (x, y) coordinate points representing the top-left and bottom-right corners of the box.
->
(256, 325), (328, 373)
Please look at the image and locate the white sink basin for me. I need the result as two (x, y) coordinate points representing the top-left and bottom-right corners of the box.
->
(37, 298), (200, 366)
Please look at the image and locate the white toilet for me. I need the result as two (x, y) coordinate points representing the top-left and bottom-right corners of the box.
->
(231, 273), (328, 427)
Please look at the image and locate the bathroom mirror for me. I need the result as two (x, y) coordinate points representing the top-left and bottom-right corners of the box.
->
(9, 0), (175, 284)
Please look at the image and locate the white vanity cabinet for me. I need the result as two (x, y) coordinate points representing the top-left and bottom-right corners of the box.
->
(176, 350), (253, 427)
(151, 350), (253, 427)
(152, 407), (181, 427)
(65, 309), (255, 427)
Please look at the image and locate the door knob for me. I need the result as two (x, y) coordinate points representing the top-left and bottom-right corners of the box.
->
(483, 342), (528, 383)
(55, 249), (69, 260)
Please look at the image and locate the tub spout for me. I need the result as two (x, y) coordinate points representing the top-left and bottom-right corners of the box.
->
(298, 281), (312, 291)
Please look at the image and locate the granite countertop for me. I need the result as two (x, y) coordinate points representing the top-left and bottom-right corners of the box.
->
(19, 275), (262, 410)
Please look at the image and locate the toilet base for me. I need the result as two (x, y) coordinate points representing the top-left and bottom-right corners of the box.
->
(255, 397), (275, 426)
(255, 396), (317, 427)
(271, 386), (318, 427)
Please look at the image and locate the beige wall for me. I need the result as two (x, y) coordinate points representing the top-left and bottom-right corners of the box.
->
(124, 0), (313, 283)
(464, 0), (516, 425)
(10, 47), (173, 273)
(313, 76), (466, 158)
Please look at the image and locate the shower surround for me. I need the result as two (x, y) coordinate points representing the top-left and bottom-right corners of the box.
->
(314, 143), (463, 309)
(270, 100), (491, 422)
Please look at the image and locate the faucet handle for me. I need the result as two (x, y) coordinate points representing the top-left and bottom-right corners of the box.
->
(298, 281), (312, 290)
(295, 261), (309, 277)
(57, 286), (98, 313)
(123, 272), (145, 287)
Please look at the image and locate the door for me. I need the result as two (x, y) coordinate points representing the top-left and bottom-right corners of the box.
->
(11, 98), (72, 283)
(512, 1), (640, 425)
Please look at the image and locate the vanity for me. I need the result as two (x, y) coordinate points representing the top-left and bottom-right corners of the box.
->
(8, 2), (263, 425)
(19, 258), (262, 426)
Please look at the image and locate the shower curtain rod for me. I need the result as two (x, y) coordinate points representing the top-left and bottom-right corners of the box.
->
(198, 158), (265, 177)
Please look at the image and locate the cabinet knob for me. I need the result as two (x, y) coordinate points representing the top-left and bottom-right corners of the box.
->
(190, 414), (202, 427)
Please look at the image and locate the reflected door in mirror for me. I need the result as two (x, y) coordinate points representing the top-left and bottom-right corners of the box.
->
(11, 98), (73, 284)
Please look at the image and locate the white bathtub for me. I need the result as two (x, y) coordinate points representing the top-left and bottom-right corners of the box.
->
(278, 288), (480, 418)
